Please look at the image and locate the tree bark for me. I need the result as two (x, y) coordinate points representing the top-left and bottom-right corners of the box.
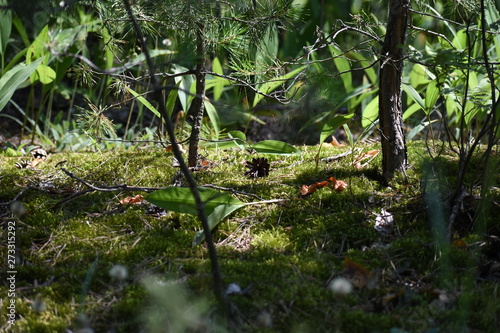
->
(379, 0), (409, 184)
(188, 23), (207, 168)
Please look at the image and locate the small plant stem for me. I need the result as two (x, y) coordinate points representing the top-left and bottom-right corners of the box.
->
(121, 0), (229, 317)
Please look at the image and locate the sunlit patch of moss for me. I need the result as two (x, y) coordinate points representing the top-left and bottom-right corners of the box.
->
(7, 296), (75, 333)
(252, 228), (292, 251)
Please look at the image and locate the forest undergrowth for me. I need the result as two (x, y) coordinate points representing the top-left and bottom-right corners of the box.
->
(0, 141), (499, 332)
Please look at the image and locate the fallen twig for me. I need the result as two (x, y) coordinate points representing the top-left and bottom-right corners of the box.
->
(0, 186), (36, 207)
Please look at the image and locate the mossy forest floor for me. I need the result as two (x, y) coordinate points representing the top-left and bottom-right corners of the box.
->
(1, 141), (499, 332)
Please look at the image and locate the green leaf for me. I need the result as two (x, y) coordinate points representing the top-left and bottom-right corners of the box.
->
(3, 48), (27, 73)
(12, 16), (29, 47)
(320, 113), (355, 143)
(403, 103), (422, 121)
(201, 130), (247, 150)
(361, 97), (379, 128)
(192, 203), (244, 246)
(165, 82), (180, 118)
(253, 65), (305, 107)
(145, 187), (245, 246)
(452, 29), (468, 50)
(126, 86), (162, 119)
(212, 57), (224, 101)
(329, 45), (352, 93)
(146, 187), (243, 217)
(343, 123), (354, 146)
(204, 99), (220, 137)
(172, 64), (195, 111)
(0, 57), (44, 112)
(0, 0), (12, 56)
(410, 64), (432, 88)
(228, 130), (246, 141)
(251, 140), (301, 155)
(27, 25), (49, 62)
(34, 63), (56, 84)
(424, 80), (440, 113)
(406, 120), (433, 140)
(402, 83), (425, 111)
(349, 52), (377, 85)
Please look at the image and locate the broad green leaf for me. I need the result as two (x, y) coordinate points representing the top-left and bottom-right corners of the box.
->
(145, 187), (245, 246)
(212, 57), (224, 101)
(205, 76), (231, 91)
(27, 25), (49, 62)
(468, 71), (478, 89)
(320, 113), (355, 143)
(146, 187), (244, 218)
(204, 99), (220, 137)
(464, 101), (478, 125)
(100, 27), (114, 70)
(424, 80), (440, 113)
(348, 84), (377, 112)
(0, 0), (12, 56)
(228, 130), (246, 141)
(445, 94), (459, 118)
(349, 52), (377, 85)
(172, 64), (195, 111)
(34, 63), (56, 84)
(201, 130), (247, 150)
(200, 131), (248, 150)
(0, 58), (44, 111)
(126, 86), (162, 119)
(410, 64), (431, 88)
(253, 65), (305, 107)
(402, 83), (425, 111)
(3, 47), (27, 73)
(192, 203), (244, 245)
(407, 120), (433, 140)
(361, 97), (379, 128)
(452, 29), (468, 51)
(251, 140), (301, 155)
(165, 82), (180, 118)
(485, 1), (500, 58)
(403, 103), (422, 121)
(12, 16), (30, 47)
(329, 45), (352, 93)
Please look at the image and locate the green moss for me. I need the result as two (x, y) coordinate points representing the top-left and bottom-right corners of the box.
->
(0, 143), (498, 332)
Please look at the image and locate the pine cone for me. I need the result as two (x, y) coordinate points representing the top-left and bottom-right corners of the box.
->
(244, 157), (270, 178)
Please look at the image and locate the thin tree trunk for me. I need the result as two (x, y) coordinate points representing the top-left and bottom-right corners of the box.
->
(379, 0), (409, 184)
(122, 1), (229, 316)
(188, 23), (206, 168)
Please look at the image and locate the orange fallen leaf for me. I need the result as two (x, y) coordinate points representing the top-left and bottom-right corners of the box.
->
(315, 181), (329, 189)
(120, 195), (144, 205)
(300, 176), (348, 196)
(353, 149), (380, 169)
(333, 180), (348, 192)
(300, 184), (317, 196)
